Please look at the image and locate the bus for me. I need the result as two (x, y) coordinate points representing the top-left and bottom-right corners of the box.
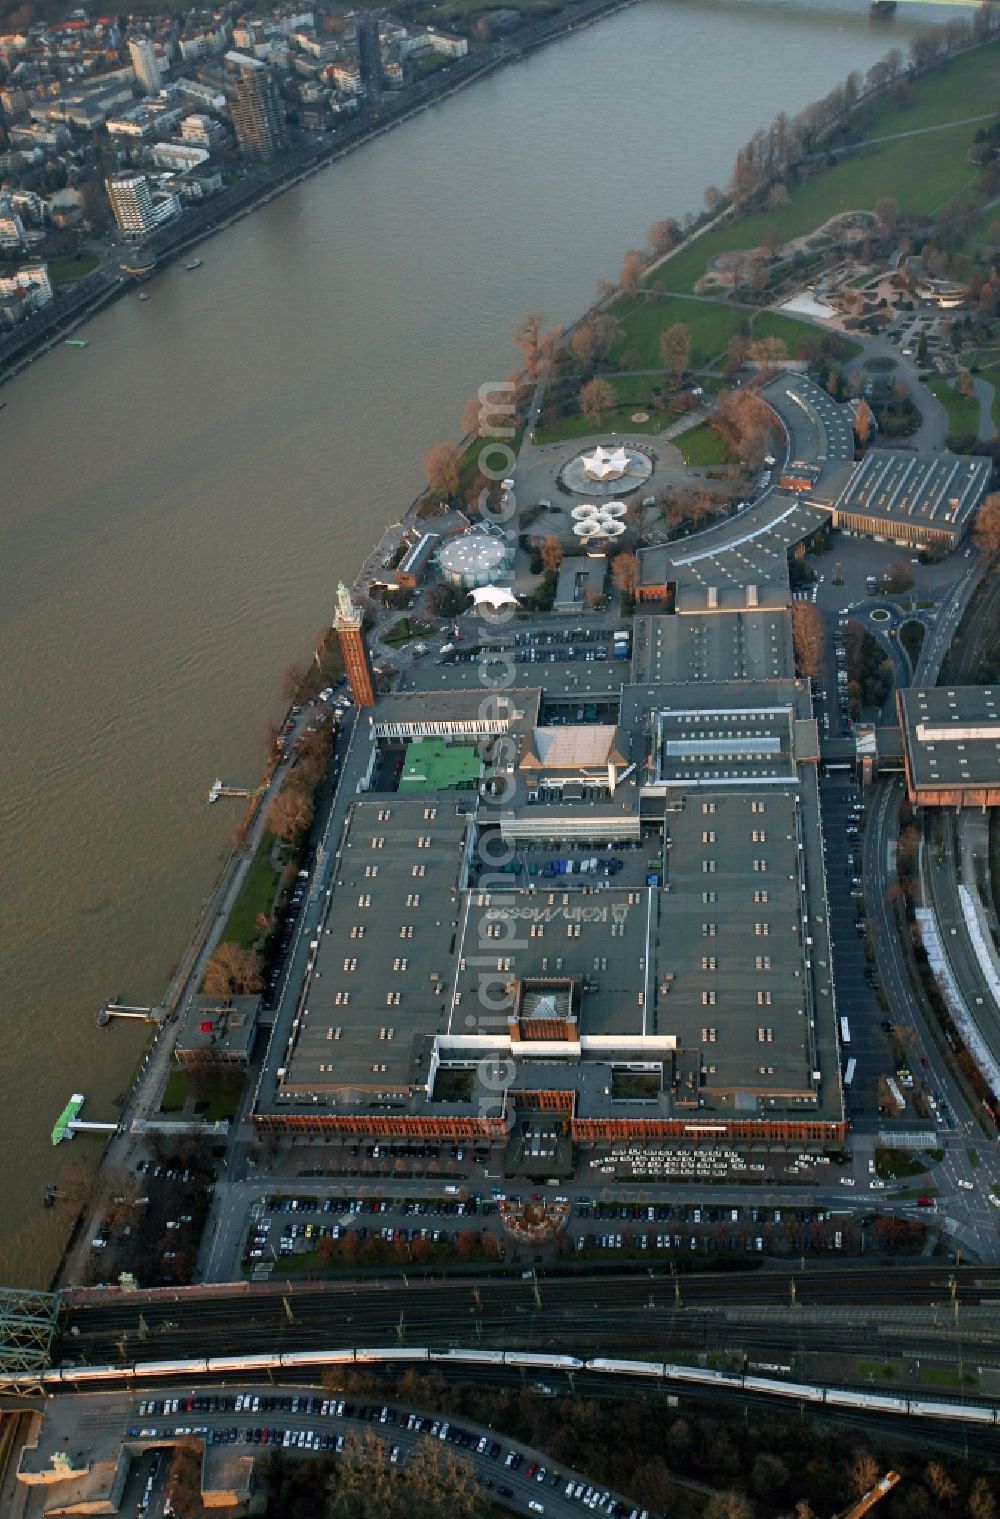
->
(844, 1058), (856, 1087)
(840, 1016), (851, 1045)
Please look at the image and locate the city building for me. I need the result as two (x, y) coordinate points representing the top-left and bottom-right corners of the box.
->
(254, 647), (845, 1151)
(334, 581), (376, 707)
(174, 995), (259, 1069)
(228, 52), (287, 158)
(150, 140), (210, 172)
(0, 261), (53, 324)
(128, 36), (162, 95)
(105, 172), (180, 238)
(820, 449), (990, 552)
(180, 112), (227, 152)
(897, 686), (1000, 808)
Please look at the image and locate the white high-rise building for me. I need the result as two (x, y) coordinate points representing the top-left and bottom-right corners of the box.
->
(106, 172), (179, 238)
(129, 36), (162, 95)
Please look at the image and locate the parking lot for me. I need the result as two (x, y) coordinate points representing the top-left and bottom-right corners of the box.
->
(124, 1391), (649, 1519)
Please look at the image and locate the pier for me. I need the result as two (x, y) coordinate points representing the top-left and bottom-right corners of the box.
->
(96, 997), (160, 1028)
(208, 777), (265, 805)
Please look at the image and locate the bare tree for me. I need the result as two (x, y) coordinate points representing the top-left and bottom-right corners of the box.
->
(704, 185), (725, 214)
(647, 218), (681, 255)
(854, 397), (874, 444)
(203, 942), (263, 997)
(789, 601), (826, 678)
(281, 662), (309, 704)
(611, 551), (639, 598)
(269, 786), (315, 843)
(540, 535), (564, 572)
(659, 322), (691, 378)
(973, 492), (1000, 558)
(955, 367), (975, 399)
(619, 249), (644, 295)
(424, 441), (463, 497)
(580, 376), (616, 426)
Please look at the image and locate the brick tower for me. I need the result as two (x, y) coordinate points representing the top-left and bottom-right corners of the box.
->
(334, 582), (375, 707)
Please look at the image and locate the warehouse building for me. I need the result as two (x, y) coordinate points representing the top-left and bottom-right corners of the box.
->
(897, 686), (1000, 808)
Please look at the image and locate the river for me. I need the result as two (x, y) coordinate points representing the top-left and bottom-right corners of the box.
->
(0, 0), (954, 1285)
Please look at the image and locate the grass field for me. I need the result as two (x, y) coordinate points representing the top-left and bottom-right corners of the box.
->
(854, 43), (1000, 140)
(221, 830), (280, 950)
(650, 127), (984, 295)
(533, 404), (673, 444)
(675, 421), (732, 467)
(927, 375), (981, 441)
(160, 1070), (187, 1113)
(606, 293), (834, 370)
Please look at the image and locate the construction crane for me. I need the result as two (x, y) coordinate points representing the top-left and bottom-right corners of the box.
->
(831, 1471), (901, 1519)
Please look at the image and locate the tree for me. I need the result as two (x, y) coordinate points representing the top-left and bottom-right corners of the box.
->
(854, 397), (873, 445)
(610, 551), (639, 598)
(647, 218), (681, 255)
(850, 1451), (881, 1499)
(704, 1494), (753, 1519)
(513, 310), (545, 378)
(269, 786), (315, 843)
(704, 185), (725, 214)
(203, 942), (263, 997)
(973, 492), (1000, 558)
(659, 322), (691, 378)
(620, 249), (644, 295)
(423, 441), (462, 497)
(579, 376), (615, 426)
(969, 1478), (998, 1519)
(789, 601), (825, 678)
(748, 335), (787, 368)
(875, 196), (900, 231)
(955, 367), (975, 399)
(925, 1461), (959, 1508)
(540, 534), (564, 572)
(883, 557), (914, 594)
(282, 662), (310, 704)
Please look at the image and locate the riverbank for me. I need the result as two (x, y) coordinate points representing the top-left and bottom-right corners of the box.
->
(0, 0), (637, 389)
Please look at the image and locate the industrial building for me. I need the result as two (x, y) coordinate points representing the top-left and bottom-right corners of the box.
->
(255, 646), (845, 1150)
(822, 449), (990, 552)
(897, 686), (1000, 808)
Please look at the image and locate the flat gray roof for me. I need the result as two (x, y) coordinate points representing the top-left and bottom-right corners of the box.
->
(898, 685), (1000, 791)
(660, 789), (815, 1098)
(275, 799), (470, 1099)
(761, 372), (856, 467)
(632, 611), (795, 685)
(451, 887), (652, 1039)
(825, 448), (989, 539)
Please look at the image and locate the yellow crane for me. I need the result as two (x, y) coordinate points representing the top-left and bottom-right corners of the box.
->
(831, 1471), (901, 1519)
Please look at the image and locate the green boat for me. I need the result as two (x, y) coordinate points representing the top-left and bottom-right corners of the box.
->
(64, 339), (89, 349)
(52, 1093), (84, 1145)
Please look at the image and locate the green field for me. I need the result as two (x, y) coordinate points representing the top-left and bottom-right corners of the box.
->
(609, 294), (751, 368)
(651, 127), (985, 295)
(221, 830), (280, 950)
(533, 404), (673, 444)
(927, 375), (981, 442)
(675, 421), (732, 467)
(855, 43), (1000, 139)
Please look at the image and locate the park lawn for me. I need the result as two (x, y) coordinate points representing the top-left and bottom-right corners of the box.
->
(533, 404), (673, 445)
(675, 421), (732, 467)
(927, 375), (981, 440)
(221, 830), (281, 951)
(752, 308), (862, 361)
(160, 1070), (187, 1114)
(650, 127), (984, 294)
(47, 254), (100, 284)
(609, 293), (752, 369)
(853, 42), (1000, 140)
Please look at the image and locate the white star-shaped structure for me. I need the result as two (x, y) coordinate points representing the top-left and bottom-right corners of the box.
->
(581, 444), (630, 481)
(469, 586), (519, 610)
